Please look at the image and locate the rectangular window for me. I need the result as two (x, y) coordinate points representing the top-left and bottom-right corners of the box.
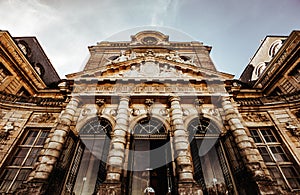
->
(250, 127), (300, 190)
(0, 128), (49, 194)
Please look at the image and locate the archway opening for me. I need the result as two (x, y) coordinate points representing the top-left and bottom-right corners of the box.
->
(73, 118), (112, 195)
(188, 117), (234, 195)
(127, 117), (175, 194)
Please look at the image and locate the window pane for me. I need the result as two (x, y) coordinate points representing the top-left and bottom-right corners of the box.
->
(270, 146), (289, 162)
(16, 169), (31, 181)
(258, 146), (273, 162)
(250, 130), (262, 143)
(281, 167), (300, 189)
(261, 129), (277, 142)
(36, 131), (49, 145)
(9, 169), (31, 194)
(23, 131), (38, 145)
(0, 169), (18, 193)
(12, 148), (29, 166)
(24, 148), (41, 166)
(268, 167), (287, 189)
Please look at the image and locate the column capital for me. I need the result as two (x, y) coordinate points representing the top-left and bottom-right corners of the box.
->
(221, 96), (232, 102)
(169, 96), (181, 103)
(67, 96), (81, 106)
(119, 96), (130, 102)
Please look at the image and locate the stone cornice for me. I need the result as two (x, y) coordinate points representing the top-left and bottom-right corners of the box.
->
(235, 90), (300, 107)
(0, 91), (66, 109)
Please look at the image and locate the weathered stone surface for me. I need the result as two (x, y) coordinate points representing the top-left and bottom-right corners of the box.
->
(104, 96), (130, 185)
(50, 134), (65, 144)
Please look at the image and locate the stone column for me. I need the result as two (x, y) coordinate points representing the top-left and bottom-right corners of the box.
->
(98, 96), (130, 195)
(18, 97), (80, 195)
(221, 97), (283, 194)
(169, 96), (202, 194)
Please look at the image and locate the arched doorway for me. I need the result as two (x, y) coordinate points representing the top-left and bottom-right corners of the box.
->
(73, 117), (112, 195)
(188, 118), (235, 195)
(127, 117), (175, 194)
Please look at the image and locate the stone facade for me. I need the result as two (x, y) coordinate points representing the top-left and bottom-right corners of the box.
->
(0, 30), (299, 195)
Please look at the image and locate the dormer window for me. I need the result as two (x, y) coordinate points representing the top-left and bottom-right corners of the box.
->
(255, 62), (267, 77)
(269, 40), (283, 58)
(34, 63), (44, 76)
(17, 41), (30, 56)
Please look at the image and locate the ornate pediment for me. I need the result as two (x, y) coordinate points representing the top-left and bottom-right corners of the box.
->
(67, 49), (233, 80)
(67, 58), (233, 81)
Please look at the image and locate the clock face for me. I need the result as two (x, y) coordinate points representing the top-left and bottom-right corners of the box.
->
(142, 36), (158, 45)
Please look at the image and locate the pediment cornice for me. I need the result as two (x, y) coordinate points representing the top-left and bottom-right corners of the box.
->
(67, 56), (233, 81)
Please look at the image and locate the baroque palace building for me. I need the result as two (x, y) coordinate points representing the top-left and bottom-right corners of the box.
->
(0, 29), (299, 195)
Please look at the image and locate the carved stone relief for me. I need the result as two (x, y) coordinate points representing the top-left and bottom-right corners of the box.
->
(120, 61), (185, 78)
(31, 113), (57, 123)
(242, 113), (269, 122)
(106, 49), (196, 67)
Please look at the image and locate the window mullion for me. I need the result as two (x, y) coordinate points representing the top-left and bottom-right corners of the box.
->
(277, 166), (293, 190)
(257, 128), (267, 144)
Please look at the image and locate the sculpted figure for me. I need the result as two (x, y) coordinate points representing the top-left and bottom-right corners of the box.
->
(114, 50), (128, 62)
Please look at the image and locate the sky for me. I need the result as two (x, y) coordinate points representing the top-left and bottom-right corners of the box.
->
(0, 0), (300, 78)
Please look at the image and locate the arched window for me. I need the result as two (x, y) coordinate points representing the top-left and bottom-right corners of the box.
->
(255, 62), (267, 78)
(188, 118), (235, 195)
(73, 118), (112, 195)
(127, 118), (174, 194)
(133, 117), (166, 135)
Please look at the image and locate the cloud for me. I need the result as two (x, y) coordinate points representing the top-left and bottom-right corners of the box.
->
(151, 0), (180, 26)
(0, 0), (60, 35)
(1, 0), (300, 78)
